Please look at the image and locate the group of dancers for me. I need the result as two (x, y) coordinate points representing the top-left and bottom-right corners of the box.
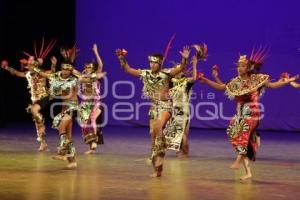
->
(1, 41), (105, 169)
(116, 44), (298, 179)
(1, 40), (299, 180)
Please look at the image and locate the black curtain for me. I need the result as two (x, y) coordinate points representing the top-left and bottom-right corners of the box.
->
(0, 0), (75, 126)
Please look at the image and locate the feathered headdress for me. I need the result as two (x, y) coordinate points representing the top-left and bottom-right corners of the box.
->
(238, 45), (270, 73)
(195, 43), (208, 61)
(162, 34), (176, 65)
(23, 38), (57, 60)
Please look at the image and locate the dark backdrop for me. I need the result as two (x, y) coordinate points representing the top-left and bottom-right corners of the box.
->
(0, 0), (75, 126)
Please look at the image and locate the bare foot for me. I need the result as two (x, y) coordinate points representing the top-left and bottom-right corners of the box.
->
(67, 162), (77, 169)
(38, 142), (48, 152)
(52, 155), (67, 161)
(149, 171), (162, 178)
(230, 162), (240, 170)
(84, 149), (96, 155)
(177, 152), (189, 158)
(150, 165), (163, 178)
(91, 142), (97, 150)
(240, 174), (252, 180)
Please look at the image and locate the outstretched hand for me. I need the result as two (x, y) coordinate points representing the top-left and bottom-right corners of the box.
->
(198, 72), (205, 83)
(1, 60), (8, 69)
(179, 45), (190, 59)
(212, 65), (219, 78)
(280, 73), (299, 83)
(51, 56), (57, 66)
(92, 43), (98, 52)
(116, 48), (128, 58)
(289, 74), (299, 82)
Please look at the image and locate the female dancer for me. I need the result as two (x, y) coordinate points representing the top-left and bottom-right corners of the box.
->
(73, 44), (106, 154)
(199, 49), (298, 180)
(163, 44), (206, 157)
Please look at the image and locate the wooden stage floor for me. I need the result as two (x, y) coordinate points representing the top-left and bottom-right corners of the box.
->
(0, 125), (299, 200)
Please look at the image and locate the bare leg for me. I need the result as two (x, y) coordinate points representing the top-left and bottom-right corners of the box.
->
(31, 104), (47, 151)
(256, 135), (261, 148)
(35, 122), (48, 151)
(180, 128), (189, 157)
(240, 156), (252, 180)
(149, 119), (155, 158)
(150, 111), (170, 178)
(150, 153), (164, 178)
(64, 115), (77, 168)
(66, 117), (73, 140)
(52, 115), (70, 161)
(87, 107), (102, 154)
(230, 154), (242, 170)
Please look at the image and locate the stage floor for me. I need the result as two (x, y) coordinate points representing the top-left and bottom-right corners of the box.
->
(0, 124), (299, 200)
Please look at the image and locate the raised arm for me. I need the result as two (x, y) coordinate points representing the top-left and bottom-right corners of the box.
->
(169, 46), (190, 76)
(1, 61), (25, 77)
(92, 44), (103, 74)
(265, 74), (299, 88)
(71, 68), (86, 82)
(50, 56), (57, 73)
(212, 65), (225, 84)
(116, 48), (141, 77)
(78, 72), (107, 83)
(199, 73), (226, 90)
(191, 56), (198, 81)
(186, 55), (198, 82)
(71, 68), (82, 78)
(33, 67), (53, 79)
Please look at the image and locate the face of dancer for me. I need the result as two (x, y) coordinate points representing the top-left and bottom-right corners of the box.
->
(84, 63), (94, 74)
(149, 61), (161, 73)
(61, 68), (72, 78)
(237, 62), (248, 77)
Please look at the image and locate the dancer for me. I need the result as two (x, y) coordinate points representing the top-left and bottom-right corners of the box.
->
(163, 44), (206, 157)
(1, 41), (56, 151)
(72, 44), (106, 154)
(116, 46), (190, 177)
(34, 58), (78, 169)
(198, 48), (298, 180)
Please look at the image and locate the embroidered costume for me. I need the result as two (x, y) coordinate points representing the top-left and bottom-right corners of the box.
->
(163, 77), (193, 151)
(49, 71), (78, 160)
(79, 72), (104, 145)
(226, 73), (269, 160)
(139, 69), (172, 160)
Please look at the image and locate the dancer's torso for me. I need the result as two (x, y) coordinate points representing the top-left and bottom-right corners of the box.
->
(80, 72), (100, 101)
(25, 71), (48, 102)
(49, 72), (78, 102)
(140, 69), (171, 101)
